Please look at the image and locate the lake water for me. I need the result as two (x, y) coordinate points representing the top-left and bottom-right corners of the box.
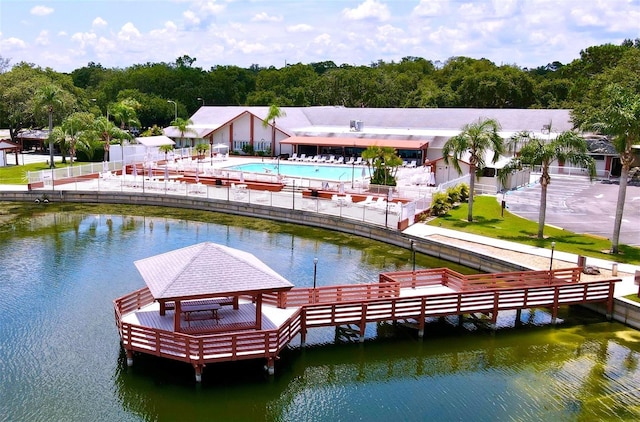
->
(1, 203), (639, 421)
(228, 162), (368, 182)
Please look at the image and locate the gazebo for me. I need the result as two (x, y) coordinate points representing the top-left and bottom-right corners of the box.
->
(0, 139), (20, 166)
(133, 242), (294, 333)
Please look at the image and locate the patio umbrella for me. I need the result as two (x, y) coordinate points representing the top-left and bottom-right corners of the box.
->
(102, 161), (108, 173)
(240, 172), (244, 183)
(164, 164), (169, 180)
(132, 163), (138, 179)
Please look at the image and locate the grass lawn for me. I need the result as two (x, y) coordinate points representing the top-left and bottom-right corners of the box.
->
(0, 162), (73, 185)
(428, 195), (640, 265)
(624, 294), (640, 303)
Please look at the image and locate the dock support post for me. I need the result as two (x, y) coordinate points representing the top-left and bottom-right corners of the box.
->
(515, 309), (522, 327)
(126, 350), (134, 367)
(194, 364), (203, 383)
(266, 358), (275, 375)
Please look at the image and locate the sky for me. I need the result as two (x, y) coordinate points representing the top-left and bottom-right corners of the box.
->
(1, 0), (640, 73)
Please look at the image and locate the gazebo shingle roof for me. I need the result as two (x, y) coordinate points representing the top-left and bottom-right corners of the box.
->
(134, 242), (294, 300)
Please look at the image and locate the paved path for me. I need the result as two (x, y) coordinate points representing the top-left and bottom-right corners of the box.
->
(404, 223), (639, 299)
(502, 175), (640, 247)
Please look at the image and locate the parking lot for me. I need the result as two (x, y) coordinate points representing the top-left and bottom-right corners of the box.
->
(502, 175), (640, 247)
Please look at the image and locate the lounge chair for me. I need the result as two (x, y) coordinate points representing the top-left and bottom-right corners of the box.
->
(288, 153), (298, 161)
(407, 160), (417, 168)
(354, 157), (363, 165)
(335, 156), (344, 164)
(326, 155), (336, 163)
(297, 154), (306, 162)
(345, 157), (355, 165)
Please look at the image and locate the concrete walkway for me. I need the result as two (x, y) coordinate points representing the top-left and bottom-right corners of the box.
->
(404, 223), (639, 299)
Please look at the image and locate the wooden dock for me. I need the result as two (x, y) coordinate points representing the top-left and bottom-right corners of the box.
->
(114, 267), (619, 381)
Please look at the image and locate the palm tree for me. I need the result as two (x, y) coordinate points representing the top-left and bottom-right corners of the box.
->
(111, 99), (141, 133)
(159, 144), (174, 162)
(35, 85), (63, 168)
(577, 84), (640, 253)
(513, 131), (596, 239)
(262, 104), (286, 157)
(60, 112), (94, 165)
(361, 145), (403, 186)
(93, 116), (126, 162)
(170, 117), (196, 149)
(442, 118), (504, 222)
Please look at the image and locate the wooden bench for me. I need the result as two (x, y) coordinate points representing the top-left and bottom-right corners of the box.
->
(182, 302), (221, 326)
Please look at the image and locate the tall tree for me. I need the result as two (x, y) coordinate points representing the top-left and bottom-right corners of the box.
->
(36, 84), (64, 168)
(508, 131), (596, 239)
(262, 104), (286, 157)
(442, 118), (504, 222)
(111, 98), (141, 132)
(170, 117), (196, 148)
(60, 112), (95, 165)
(91, 116), (129, 161)
(575, 84), (640, 253)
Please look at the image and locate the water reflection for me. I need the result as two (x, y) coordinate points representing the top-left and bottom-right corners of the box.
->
(1, 203), (639, 421)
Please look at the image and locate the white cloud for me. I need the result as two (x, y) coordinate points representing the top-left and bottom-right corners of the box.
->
(35, 30), (50, 46)
(117, 23), (142, 41)
(183, 10), (201, 26)
(0, 37), (27, 50)
(375, 24), (403, 42)
(30, 5), (53, 16)
(412, 0), (448, 17)
(70, 31), (97, 50)
(342, 0), (390, 21)
(313, 33), (332, 46)
(287, 24), (312, 33)
(92, 17), (108, 29)
(252, 12), (282, 23)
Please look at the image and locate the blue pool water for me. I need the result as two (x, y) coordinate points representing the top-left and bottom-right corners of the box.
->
(228, 162), (368, 181)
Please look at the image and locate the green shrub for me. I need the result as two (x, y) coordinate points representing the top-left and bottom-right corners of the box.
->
(458, 183), (470, 202)
(446, 186), (460, 204)
(430, 192), (451, 216)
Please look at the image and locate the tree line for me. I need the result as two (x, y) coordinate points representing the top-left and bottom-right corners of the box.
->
(2, 39), (640, 133)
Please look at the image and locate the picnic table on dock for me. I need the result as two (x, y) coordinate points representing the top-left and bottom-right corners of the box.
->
(182, 302), (221, 326)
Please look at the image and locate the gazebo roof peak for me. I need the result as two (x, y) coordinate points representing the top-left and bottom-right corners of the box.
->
(134, 242), (294, 300)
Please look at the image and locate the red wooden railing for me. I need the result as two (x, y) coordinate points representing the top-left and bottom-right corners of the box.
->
(118, 308), (303, 365)
(114, 268), (617, 369)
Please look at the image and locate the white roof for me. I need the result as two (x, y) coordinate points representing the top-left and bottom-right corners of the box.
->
(135, 135), (175, 147)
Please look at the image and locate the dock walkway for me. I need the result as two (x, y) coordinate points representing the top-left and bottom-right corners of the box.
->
(114, 267), (619, 381)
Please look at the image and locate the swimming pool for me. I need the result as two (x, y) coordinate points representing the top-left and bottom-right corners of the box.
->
(228, 162), (369, 181)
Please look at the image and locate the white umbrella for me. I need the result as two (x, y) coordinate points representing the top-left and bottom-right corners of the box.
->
(212, 143), (229, 151)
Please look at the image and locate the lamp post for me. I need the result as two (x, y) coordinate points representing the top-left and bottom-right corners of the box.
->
(313, 257), (318, 289)
(197, 97), (205, 106)
(410, 240), (416, 272)
(167, 100), (177, 122)
(549, 241), (556, 272)
(351, 156), (355, 189)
